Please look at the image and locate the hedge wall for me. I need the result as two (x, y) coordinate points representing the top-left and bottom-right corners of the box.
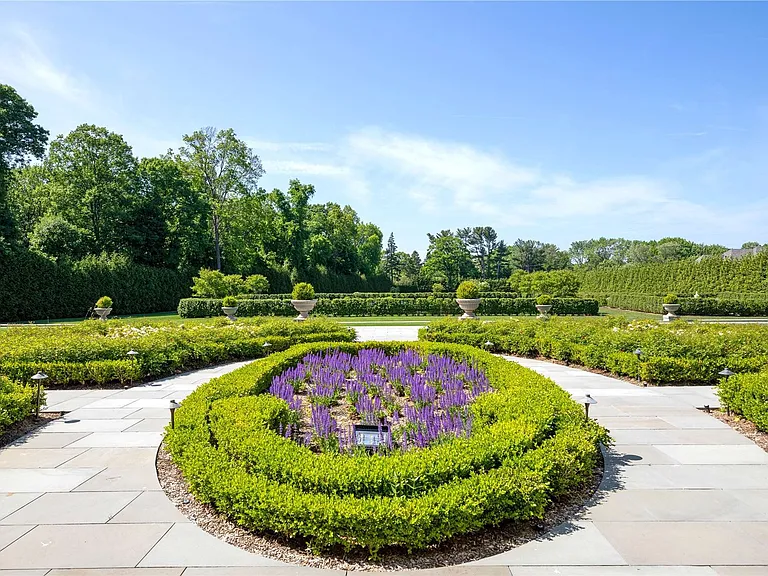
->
(0, 376), (39, 434)
(579, 252), (768, 295)
(178, 297), (600, 318)
(0, 251), (193, 322)
(166, 341), (606, 553)
(597, 293), (768, 316)
(419, 317), (768, 384)
(239, 291), (518, 300)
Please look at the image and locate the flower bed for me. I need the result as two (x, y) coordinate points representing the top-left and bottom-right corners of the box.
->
(269, 348), (489, 453)
(419, 317), (768, 385)
(166, 341), (606, 554)
(0, 318), (354, 387)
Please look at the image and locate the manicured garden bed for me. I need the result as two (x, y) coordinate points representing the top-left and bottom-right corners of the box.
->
(0, 317), (354, 387)
(718, 371), (768, 432)
(166, 341), (606, 555)
(419, 317), (768, 385)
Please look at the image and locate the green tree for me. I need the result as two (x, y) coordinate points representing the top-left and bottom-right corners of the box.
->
(29, 214), (91, 260)
(509, 239), (545, 272)
(382, 232), (401, 282)
(742, 241), (761, 249)
(269, 179), (314, 276)
(400, 250), (422, 285)
(46, 124), (139, 254)
(177, 127), (264, 270)
(0, 85), (49, 250)
(422, 232), (477, 288)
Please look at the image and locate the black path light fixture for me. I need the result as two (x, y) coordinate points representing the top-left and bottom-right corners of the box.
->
(31, 371), (48, 417)
(633, 348), (645, 386)
(127, 350), (139, 387)
(169, 399), (180, 429)
(718, 368), (735, 415)
(582, 393), (597, 421)
(483, 340), (494, 352)
(262, 341), (272, 354)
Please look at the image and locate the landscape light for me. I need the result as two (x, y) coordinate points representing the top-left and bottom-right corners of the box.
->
(169, 399), (181, 429)
(718, 368), (735, 379)
(127, 350), (139, 387)
(31, 371), (48, 417)
(582, 394), (597, 421)
(352, 423), (390, 450)
(633, 348), (642, 360)
(484, 341), (494, 350)
(263, 341), (272, 349)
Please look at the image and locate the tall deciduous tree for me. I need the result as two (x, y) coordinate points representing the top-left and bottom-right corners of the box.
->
(422, 232), (477, 288)
(177, 127), (264, 270)
(0, 84), (49, 250)
(46, 124), (139, 254)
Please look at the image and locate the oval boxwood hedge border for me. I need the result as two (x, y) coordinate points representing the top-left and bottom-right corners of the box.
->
(166, 341), (606, 555)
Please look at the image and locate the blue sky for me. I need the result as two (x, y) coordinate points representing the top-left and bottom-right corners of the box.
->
(1, 2), (767, 255)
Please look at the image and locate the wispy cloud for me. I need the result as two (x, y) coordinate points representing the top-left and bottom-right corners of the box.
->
(668, 131), (708, 137)
(0, 23), (90, 104)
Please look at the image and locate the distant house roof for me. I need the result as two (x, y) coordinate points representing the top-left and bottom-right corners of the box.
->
(722, 246), (764, 260)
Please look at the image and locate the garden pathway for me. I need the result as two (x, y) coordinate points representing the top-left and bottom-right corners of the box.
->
(0, 326), (765, 575)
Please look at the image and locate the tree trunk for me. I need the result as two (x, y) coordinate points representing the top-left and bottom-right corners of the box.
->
(213, 212), (222, 270)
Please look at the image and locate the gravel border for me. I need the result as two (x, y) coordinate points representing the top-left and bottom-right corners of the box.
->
(156, 443), (604, 571)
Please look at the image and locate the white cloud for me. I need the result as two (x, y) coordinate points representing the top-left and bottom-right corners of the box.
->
(0, 24), (90, 104)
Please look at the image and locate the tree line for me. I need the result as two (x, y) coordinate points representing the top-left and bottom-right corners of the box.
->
(1, 83), (761, 297)
(0, 84), (383, 288)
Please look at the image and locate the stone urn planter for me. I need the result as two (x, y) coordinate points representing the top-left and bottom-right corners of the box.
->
(93, 307), (112, 321)
(456, 298), (481, 320)
(662, 303), (680, 322)
(535, 304), (553, 319)
(221, 306), (239, 321)
(291, 299), (317, 321)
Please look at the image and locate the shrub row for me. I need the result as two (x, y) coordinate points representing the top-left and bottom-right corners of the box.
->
(178, 297), (600, 318)
(237, 291), (519, 300)
(0, 376), (40, 434)
(0, 251), (193, 322)
(579, 251), (768, 295)
(718, 372), (768, 432)
(0, 318), (355, 387)
(166, 341), (605, 553)
(419, 317), (768, 384)
(593, 293), (768, 316)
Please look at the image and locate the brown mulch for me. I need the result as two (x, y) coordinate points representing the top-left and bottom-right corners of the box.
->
(156, 444), (604, 571)
(711, 410), (768, 453)
(0, 412), (62, 448)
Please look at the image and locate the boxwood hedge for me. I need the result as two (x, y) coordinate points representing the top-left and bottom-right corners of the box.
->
(0, 376), (39, 433)
(0, 318), (355, 387)
(593, 293), (768, 317)
(177, 296), (599, 318)
(166, 341), (606, 554)
(419, 317), (768, 385)
(718, 372), (768, 431)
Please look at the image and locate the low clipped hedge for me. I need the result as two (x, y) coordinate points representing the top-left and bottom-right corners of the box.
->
(0, 318), (355, 387)
(591, 293), (768, 317)
(178, 297), (599, 318)
(0, 376), (40, 433)
(238, 292), (517, 300)
(419, 317), (768, 385)
(718, 372), (768, 431)
(166, 341), (606, 554)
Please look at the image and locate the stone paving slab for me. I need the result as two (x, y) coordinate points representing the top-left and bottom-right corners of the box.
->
(0, 448), (87, 468)
(0, 493), (41, 521)
(0, 523), (173, 569)
(594, 521), (768, 565)
(73, 466), (161, 492)
(42, 420), (141, 433)
(182, 568), (345, 576)
(610, 429), (753, 445)
(610, 445), (682, 465)
(0, 491), (140, 525)
(510, 568), (719, 575)
(474, 521), (626, 565)
(0, 468), (103, 492)
(68, 432), (163, 448)
(47, 569), (184, 576)
(59, 448), (157, 469)
(64, 408), (142, 420)
(137, 523), (285, 567)
(108, 491), (190, 524)
(619, 464), (768, 489)
(0, 525), (34, 551)
(10, 432), (89, 449)
(655, 444), (768, 464)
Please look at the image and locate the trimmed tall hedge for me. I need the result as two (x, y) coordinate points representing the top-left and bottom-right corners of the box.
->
(178, 297), (599, 318)
(579, 251), (768, 295)
(238, 291), (519, 300)
(166, 341), (606, 554)
(0, 251), (193, 322)
(598, 293), (768, 317)
(419, 317), (768, 385)
(0, 318), (355, 387)
(718, 372), (768, 431)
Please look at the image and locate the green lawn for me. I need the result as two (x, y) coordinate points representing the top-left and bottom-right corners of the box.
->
(3, 307), (767, 329)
